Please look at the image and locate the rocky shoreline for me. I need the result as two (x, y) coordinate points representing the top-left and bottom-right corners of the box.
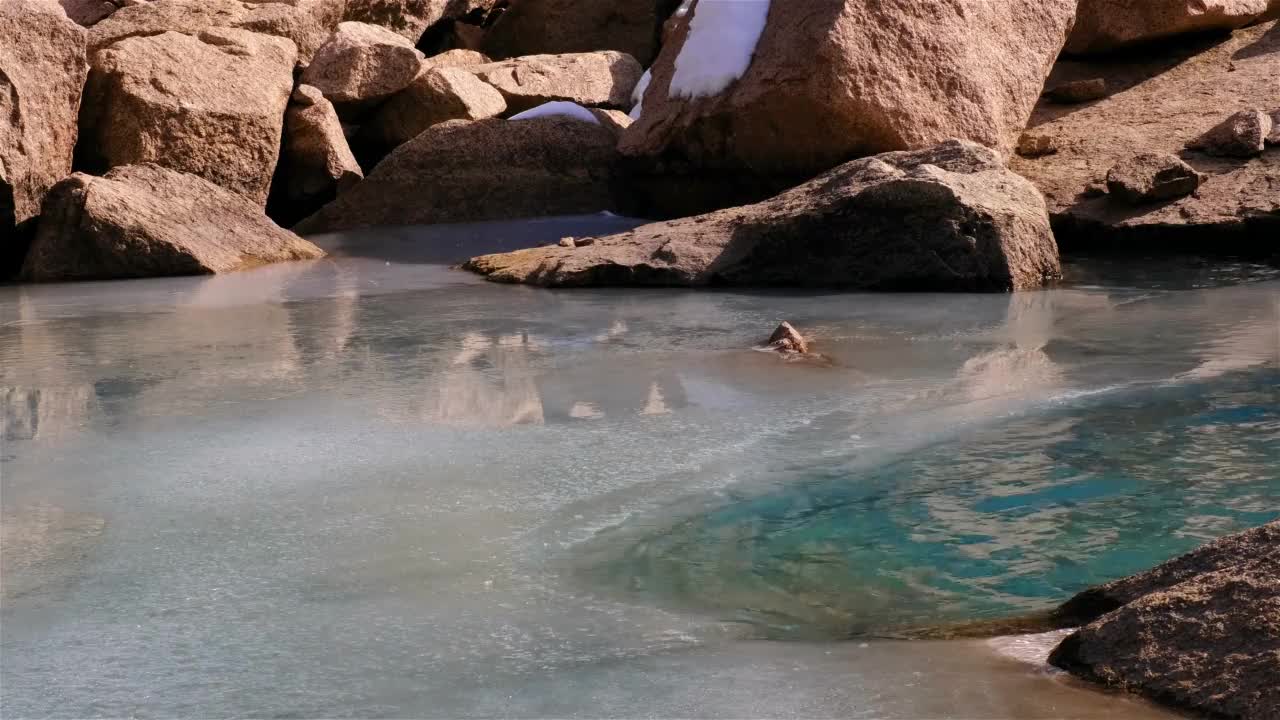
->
(2, 0), (1277, 284)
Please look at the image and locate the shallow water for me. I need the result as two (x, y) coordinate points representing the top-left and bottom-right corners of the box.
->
(1, 219), (1277, 718)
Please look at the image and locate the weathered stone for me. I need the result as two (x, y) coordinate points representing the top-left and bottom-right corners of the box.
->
(295, 117), (620, 233)
(361, 66), (506, 151)
(301, 21), (424, 110)
(0, 0), (88, 257)
(1008, 21), (1280, 254)
(421, 47), (490, 69)
(765, 322), (808, 354)
(60, 0), (120, 26)
(88, 0), (343, 64)
(468, 51), (643, 113)
(589, 108), (633, 134)
(1049, 521), (1280, 720)
(622, 0), (1076, 190)
(1105, 153), (1201, 204)
(1016, 134), (1057, 158)
(23, 164), (324, 281)
(465, 140), (1061, 292)
(80, 28), (296, 206)
(1066, 0), (1275, 55)
(343, 0), (491, 43)
(274, 85), (363, 224)
(1188, 109), (1271, 157)
(481, 0), (680, 65)
(1270, 109), (1280, 144)
(1046, 78), (1107, 104)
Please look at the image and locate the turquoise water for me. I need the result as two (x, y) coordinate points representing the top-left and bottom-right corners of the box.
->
(1, 221), (1276, 718)
(580, 369), (1280, 637)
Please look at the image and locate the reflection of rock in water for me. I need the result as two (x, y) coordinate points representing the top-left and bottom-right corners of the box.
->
(1, 386), (95, 442)
(1, 505), (106, 600)
(395, 332), (546, 428)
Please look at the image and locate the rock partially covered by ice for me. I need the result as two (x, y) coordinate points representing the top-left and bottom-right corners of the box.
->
(510, 101), (602, 125)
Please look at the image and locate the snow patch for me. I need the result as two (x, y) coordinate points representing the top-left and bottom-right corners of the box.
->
(629, 68), (652, 121)
(509, 101), (601, 125)
(668, 0), (771, 100)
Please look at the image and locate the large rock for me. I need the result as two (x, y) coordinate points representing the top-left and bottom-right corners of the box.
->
(1066, 0), (1276, 55)
(271, 85), (364, 225)
(481, 0), (680, 65)
(88, 0), (344, 64)
(468, 51), (643, 113)
(1009, 21), (1280, 254)
(464, 140), (1061, 292)
(294, 117), (620, 233)
(343, 0), (490, 42)
(300, 21), (424, 110)
(23, 164), (324, 281)
(0, 0), (88, 263)
(622, 0), (1075, 190)
(1049, 521), (1279, 720)
(80, 28), (297, 206)
(361, 66), (507, 152)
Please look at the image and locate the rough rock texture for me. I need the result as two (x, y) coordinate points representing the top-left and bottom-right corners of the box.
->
(60, 0), (122, 26)
(622, 0), (1076, 193)
(343, 0), (490, 42)
(0, 0), (88, 261)
(301, 21), (424, 109)
(1046, 78), (1108, 104)
(1106, 153), (1202, 203)
(421, 48), (490, 69)
(765, 322), (808, 354)
(1270, 109), (1280, 144)
(1188, 109), (1272, 157)
(273, 85), (363, 225)
(23, 164), (324, 281)
(295, 117), (620, 233)
(464, 140), (1061, 292)
(1049, 521), (1280, 720)
(1016, 133), (1058, 158)
(1009, 21), (1280, 254)
(1066, 0), (1275, 55)
(468, 51), (643, 113)
(361, 66), (506, 151)
(481, 0), (681, 65)
(80, 28), (297, 206)
(88, 0), (344, 64)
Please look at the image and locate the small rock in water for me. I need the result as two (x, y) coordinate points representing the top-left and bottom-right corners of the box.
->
(559, 236), (577, 248)
(765, 321), (808, 355)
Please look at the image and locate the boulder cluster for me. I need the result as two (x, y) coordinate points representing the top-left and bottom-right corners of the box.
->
(2, 0), (1278, 286)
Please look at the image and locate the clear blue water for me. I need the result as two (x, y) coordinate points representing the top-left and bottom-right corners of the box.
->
(1, 220), (1276, 718)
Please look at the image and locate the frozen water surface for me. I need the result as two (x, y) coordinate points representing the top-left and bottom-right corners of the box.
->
(2, 217), (1277, 718)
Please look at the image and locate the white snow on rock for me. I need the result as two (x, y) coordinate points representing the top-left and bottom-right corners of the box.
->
(629, 68), (652, 120)
(668, 0), (771, 100)
(508, 101), (602, 125)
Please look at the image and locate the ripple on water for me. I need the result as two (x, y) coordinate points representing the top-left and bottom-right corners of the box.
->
(577, 369), (1280, 638)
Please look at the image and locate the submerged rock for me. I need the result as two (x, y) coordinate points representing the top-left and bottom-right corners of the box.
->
(464, 140), (1060, 292)
(1105, 153), (1201, 204)
(80, 28), (297, 207)
(1066, 0), (1275, 55)
(1049, 521), (1280, 720)
(0, 0), (88, 261)
(23, 164), (324, 281)
(294, 117), (621, 233)
(765, 322), (808, 355)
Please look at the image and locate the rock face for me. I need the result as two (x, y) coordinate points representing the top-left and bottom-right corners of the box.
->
(1066, 0), (1276, 55)
(622, 0), (1076, 186)
(1009, 21), (1280, 253)
(1049, 521), (1280, 720)
(1105, 154), (1202, 203)
(60, 0), (121, 26)
(1188, 109), (1272, 157)
(468, 51), (643, 113)
(0, 0), (88, 256)
(481, 0), (680, 65)
(294, 117), (621, 233)
(80, 28), (297, 206)
(88, 0), (343, 64)
(23, 164), (324, 281)
(343, 0), (489, 42)
(301, 22), (425, 110)
(273, 85), (364, 225)
(465, 140), (1061, 292)
(361, 66), (506, 151)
